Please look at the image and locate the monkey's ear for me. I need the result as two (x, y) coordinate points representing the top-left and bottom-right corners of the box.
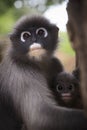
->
(9, 33), (15, 41)
(51, 25), (59, 40)
(51, 23), (59, 32)
(72, 68), (80, 80)
(55, 26), (59, 31)
(54, 25), (59, 33)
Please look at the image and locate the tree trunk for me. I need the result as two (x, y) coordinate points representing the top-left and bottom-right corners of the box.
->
(66, 0), (87, 112)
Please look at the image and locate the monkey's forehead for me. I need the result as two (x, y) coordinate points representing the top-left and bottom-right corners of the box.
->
(57, 72), (78, 82)
(13, 15), (58, 31)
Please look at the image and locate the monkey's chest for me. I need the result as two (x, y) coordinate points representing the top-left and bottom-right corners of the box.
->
(0, 64), (45, 96)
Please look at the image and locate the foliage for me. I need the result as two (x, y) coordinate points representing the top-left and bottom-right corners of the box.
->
(59, 32), (75, 55)
(0, 9), (15, 34)
(0, 0), (65, 15)
(0, 0), (16, 14)
(46, 0), (65, 5)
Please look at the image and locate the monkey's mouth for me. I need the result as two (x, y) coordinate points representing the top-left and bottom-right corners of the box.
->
(28, 43), (46, 60)
(61, 93), (72, 102)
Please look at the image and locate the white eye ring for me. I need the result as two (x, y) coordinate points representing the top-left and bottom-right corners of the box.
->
(21, 31), (31, 42)
(36, 27), (48, 38)
(56, 84), (63, 92)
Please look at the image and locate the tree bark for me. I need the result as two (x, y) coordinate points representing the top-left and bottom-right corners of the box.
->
(67, 0), (87, 112)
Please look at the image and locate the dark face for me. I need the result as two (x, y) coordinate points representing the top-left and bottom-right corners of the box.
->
(53, 72), (80, 106)
(10, 15), (58, 61)
(56, 80), (76, 104)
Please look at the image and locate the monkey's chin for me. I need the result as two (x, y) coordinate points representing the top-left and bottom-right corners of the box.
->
(28, 48), (47, 61)
(62, 96), (72, 103)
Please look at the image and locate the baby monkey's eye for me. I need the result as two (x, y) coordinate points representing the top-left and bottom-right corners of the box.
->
(68, 84), (75, 92)
(36, 27), (48, 38)
(56, 84), (63, 92)
(21, 31), (31, 42)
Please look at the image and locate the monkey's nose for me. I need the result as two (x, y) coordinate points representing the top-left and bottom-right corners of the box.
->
(30, 43), (41, 51)
(32, 36), (37, 42)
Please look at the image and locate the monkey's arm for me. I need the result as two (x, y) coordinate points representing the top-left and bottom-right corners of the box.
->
(51, 57), (64, 73)
(0, 103), (22, 130)
(45, 57), (64, 86)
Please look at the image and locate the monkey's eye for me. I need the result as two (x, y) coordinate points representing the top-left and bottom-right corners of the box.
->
(21, 31), (31, 42)
(36, 27), (48, 38)
(56, 84), (63, 92)
(68, 84), (74, 91)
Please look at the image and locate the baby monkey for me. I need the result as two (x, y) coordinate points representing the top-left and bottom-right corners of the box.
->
(51, 69), (83, 109)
